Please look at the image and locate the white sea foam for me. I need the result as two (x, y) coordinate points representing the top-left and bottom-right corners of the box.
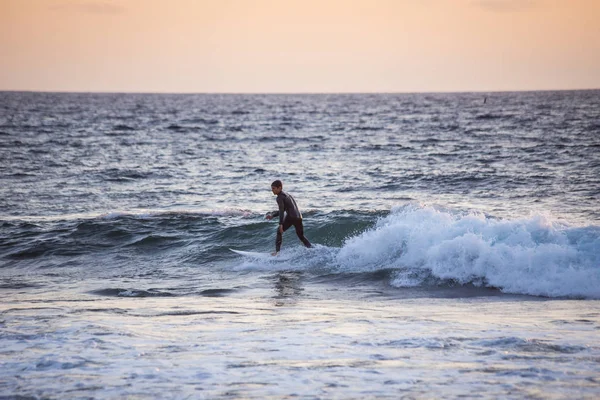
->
(336, 205), (600, 298)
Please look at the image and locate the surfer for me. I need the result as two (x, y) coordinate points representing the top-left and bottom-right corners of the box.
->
(266, 180), (312, 256)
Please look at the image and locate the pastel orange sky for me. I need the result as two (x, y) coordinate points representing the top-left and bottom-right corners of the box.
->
(1, 0), (599, 93)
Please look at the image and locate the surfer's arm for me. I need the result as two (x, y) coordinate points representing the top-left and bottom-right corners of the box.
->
(276, 197), (285, 225)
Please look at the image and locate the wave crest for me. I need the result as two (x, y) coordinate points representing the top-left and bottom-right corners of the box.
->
(336, 205), (600, 298)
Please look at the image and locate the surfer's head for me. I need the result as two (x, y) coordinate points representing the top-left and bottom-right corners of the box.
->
(271, 180), (283, 195)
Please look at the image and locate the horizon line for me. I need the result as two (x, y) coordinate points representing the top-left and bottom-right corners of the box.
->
(1, 88), (599, 96)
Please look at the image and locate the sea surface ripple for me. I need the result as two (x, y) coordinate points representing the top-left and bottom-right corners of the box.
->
(1, 91), (599, 398)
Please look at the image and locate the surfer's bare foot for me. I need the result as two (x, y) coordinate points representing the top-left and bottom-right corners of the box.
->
(271, 252), (279, 256)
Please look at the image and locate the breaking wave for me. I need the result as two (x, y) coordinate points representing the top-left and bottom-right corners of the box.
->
(336, 205), (600, 298)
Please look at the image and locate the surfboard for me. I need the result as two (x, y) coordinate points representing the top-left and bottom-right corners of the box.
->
(230, 249), (275, 260)
(230, 248), (295, 261)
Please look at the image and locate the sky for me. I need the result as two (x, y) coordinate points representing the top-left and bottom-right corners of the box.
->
(1, 0), (599, 93)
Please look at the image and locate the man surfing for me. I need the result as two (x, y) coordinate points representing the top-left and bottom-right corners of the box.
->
(266, 180), (312, 256)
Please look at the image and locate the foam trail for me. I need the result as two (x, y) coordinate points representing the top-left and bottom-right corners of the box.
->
(336, 205), (600, 298)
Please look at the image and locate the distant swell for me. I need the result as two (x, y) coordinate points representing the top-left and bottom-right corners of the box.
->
(90, 288), (176, 297)
(113, 124), (135, 131)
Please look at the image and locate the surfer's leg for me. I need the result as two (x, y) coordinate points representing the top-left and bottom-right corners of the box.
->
(276, 218), (293, 252)
(294, 219), (312, 248)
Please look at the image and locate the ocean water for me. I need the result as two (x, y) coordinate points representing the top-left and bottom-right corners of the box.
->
(1, 91), (599, 399)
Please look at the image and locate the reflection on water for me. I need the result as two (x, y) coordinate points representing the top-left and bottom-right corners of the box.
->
(273, 272), (304, 306)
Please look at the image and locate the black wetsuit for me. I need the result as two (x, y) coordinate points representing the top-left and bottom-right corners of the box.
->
(271, 191), (312, 252)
